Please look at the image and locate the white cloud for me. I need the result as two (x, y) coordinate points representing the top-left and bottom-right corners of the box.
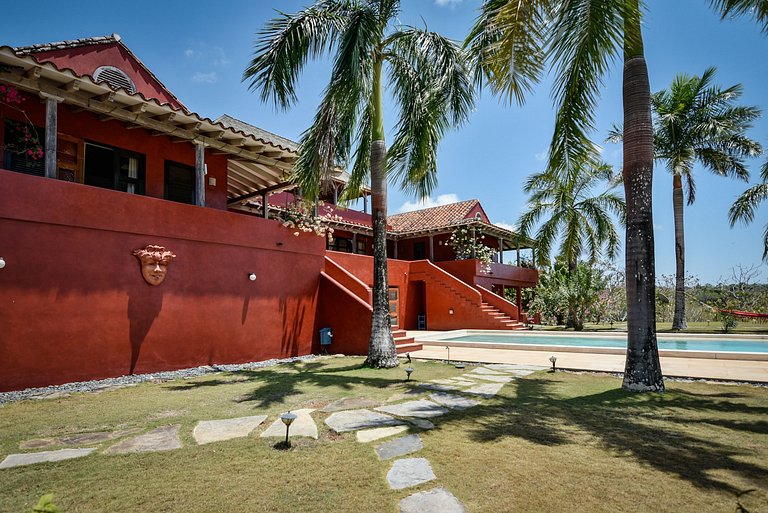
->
(184, 48), (197, 58)
(495, 221), (518, 232)
(435, 0), (463, 6)
(398, 193), (461, 213)
(192, 71), (218, 84)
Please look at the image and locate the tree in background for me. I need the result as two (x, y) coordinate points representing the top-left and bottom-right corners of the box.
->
(517, 162), (625, 328)
(244, 0), (473, 367)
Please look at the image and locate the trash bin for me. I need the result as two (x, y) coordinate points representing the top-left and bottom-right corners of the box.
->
(319, 328), (333, 354)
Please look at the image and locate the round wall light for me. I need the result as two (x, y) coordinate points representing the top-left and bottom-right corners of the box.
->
(248, 273), (257, 281)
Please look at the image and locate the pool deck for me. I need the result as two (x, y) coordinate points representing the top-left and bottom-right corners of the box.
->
(406, 331), (768, 383)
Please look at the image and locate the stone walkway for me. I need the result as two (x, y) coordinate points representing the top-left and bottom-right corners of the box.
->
(0, 363), (540, 511)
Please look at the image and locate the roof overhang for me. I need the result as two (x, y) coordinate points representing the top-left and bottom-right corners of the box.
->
(393, 219), (536, 249)
(0, 46), (296, 199)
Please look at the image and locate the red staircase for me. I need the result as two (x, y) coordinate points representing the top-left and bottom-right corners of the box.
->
(392, 327), (422, 354)
(480, 302), (526, 330)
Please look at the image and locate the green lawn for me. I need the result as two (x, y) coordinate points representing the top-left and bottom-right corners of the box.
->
(1, 357), (767, 512)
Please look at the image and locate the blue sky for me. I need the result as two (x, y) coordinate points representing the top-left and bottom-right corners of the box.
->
(3, 0), (766, 284)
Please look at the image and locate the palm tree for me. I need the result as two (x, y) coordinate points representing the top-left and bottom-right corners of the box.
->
(518, 163), (626, 329)
(243, 0), (474, 367)
(729, 158), (768, 262)
(465, 0), (768, 392)
(651, 68), (762, 329)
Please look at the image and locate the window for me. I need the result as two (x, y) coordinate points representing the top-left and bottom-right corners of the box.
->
(413, 241), (426, 260)
(84, 142), (145, 194)
(327, 237), (353, 252)
(2, 119), (45, 177)
(355, 239), (367, 255)
(164, 161), (196, 205)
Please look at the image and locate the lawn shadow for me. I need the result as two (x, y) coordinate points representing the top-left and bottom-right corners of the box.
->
(463, 375), (768, 494)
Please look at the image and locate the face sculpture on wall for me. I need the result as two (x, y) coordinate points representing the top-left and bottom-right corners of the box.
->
(132, 245), (176, 286)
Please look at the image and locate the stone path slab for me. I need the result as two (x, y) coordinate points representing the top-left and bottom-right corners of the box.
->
(104, 425), (181, 454)
(416, 383), (459, 392)
(462, 383), (505, 398)
(407, 418), (436, 430)
(386, 390), (424, 403)
(321, 397), (381, 412)
(193, 415), (267, 445)
(486, 364), (544, 373)
(387, 457), (436, 489)
(356, 425), (410, 443)
(468, 367), (507, 375)
(0, 448), (96, 469)
(375, 400), (449, 419)
(260, 409), (317, 439)
(400, 487), (468, 513)
(325, 409), (404, 433)
(465, 374), (514, 383)
(429, 392), (480, 410)
(20, 428), (141, 450)
(375, 434), (423, 461)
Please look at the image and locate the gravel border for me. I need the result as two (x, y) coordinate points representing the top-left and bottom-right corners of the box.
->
(0, 355), (320, 405)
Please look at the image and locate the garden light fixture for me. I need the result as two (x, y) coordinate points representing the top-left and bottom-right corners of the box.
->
(549, 355), (557, 372)
(405, 366), (414, 381)
(280, 411), (297, 446)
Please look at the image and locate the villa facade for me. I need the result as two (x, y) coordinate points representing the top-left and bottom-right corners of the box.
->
(0, 35), (537, 392)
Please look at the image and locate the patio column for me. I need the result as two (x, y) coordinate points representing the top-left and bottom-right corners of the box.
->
(41, 93), (63, 179)
(429, 235), (434, 262)
(393, 239), (398, 259)
(352, 233), (357, 254)
(499, 237), (504, 263)
(471, 226), (476, 259)
(261, 191), (268, 218)
(516, 241), (520, 266)
(195, 142), (205, 206)
(363, 193), (368, 214)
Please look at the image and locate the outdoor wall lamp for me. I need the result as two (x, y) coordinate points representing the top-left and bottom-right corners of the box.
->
(448, 308), (454, 315)
(549, 355), (557, 372)
(0, 257), (5, 269)
(280, 411), (297, 447)
(248, 273), (257, 281)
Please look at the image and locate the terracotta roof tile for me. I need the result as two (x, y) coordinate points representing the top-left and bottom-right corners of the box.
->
(216, 115), (299, 153)
(388, 199), (480, 233)
(13, 34), (122, 55)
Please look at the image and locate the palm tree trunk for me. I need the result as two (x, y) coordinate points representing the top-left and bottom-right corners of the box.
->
(365, 57), (398, 368)
(621, 2), (664, 392)
(567, 257), (578, 329)
(672, 174), (688, 330)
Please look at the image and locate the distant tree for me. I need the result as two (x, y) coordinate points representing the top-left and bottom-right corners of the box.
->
(244, 0), (473, 367)
(517, 162), (625, 328)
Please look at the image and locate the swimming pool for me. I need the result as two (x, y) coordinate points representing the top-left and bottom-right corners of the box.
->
(442, 334), (768, 353)
(417, 330), (768, 360)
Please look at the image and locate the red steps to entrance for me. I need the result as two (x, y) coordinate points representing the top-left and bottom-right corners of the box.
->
(392, 327), (422, 354)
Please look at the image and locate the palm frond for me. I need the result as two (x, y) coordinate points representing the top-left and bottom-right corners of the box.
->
(710, 0), (768, 34)
(243, 1), (348, 109)
(729, 182), (768, 225)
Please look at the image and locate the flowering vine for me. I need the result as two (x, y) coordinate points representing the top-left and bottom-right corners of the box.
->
(278, 199), (343, 239)
(447, 226), (496, 273)
(0, 83), (44, 160)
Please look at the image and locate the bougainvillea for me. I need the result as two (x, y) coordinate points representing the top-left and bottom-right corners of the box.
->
(279, 199), (343, 239)
(1, 83), (44, 160)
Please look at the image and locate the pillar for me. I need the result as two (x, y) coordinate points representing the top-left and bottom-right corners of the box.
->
(195, 143), (205, 206)
(42, 93), (63, 179)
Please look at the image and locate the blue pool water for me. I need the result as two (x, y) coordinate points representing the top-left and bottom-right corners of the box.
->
(445, 334), (768, 353)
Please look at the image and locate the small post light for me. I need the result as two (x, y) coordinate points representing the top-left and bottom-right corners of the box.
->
(445, 345), (451, 365)
(405, 366), (414, 381)
(248, 273), (257, 281)
(549, 355), (557, 372)
(280, 411), (297, 447)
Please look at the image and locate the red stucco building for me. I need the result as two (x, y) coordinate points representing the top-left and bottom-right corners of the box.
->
(0, 35), (537, 392)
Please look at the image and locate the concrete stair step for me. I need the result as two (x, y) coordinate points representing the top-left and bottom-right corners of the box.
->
(395, 342), (423, 354)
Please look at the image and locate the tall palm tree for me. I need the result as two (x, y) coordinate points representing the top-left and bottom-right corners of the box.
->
(466, 0), (768, 392)
(518, 162), (626, 328)
(652, 68), (762, 329)
(729, 158), (768, 262)
(244, 0), (474, 367)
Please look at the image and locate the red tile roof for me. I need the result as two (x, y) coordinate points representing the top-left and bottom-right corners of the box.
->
(388, 199), (481, 233)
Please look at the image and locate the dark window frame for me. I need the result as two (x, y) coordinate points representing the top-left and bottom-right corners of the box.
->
(164, 160), (196, 205)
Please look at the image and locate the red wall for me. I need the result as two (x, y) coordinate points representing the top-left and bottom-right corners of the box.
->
(0, 171), (326, 391)
(316, 274), (372, 355)
(29, 43), (183, 109)
(1, 89), (228, 210)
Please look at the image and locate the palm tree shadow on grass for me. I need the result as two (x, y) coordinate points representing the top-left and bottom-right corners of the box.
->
(465, 376), (768, 494)
(166, 361), (409, 409)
